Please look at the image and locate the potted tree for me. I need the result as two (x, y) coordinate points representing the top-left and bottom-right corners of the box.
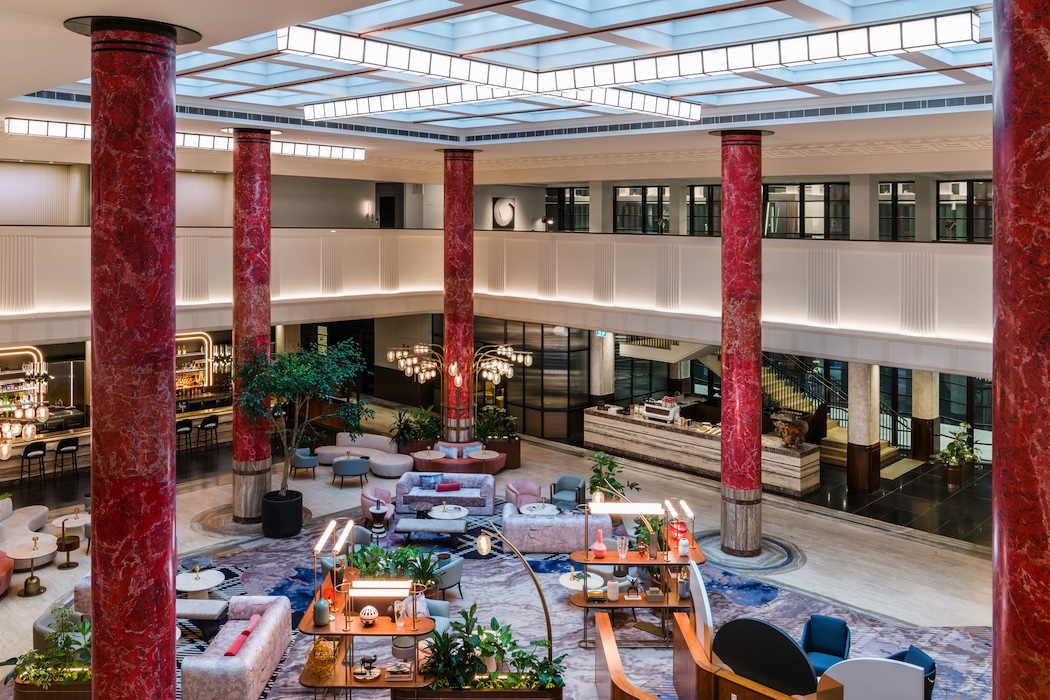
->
(413, 405), (444, 448)
(475, 406), (521, 469)
(234, 339), (369, 538)
(931, 422), (983, 491)
(2, 607), (92, 699)
(391, 410), (421, 454)
(588, 451), (639, 525)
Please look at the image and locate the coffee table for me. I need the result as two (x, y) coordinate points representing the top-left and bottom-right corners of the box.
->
(51, 511), (91, 532)
(467, 449), (499, 460)
(413, 449), (445, 462)
(520, 502), (560, 516)
(428, 504), (468, 520)
(176, 568), (225, 599)
(409, 501), (433, 520)
(8, 539), (58, 597)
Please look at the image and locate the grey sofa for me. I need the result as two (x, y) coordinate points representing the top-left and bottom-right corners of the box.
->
(501, 503), (613, 554)
(395, 472), (495, 515)
(0, 497), (57, 570)
(181, 596), (291, 700)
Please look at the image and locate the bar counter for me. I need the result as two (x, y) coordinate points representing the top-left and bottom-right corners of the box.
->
(583, 407), (820, 497)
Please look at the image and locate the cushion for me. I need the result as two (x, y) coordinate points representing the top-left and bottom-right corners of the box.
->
(437, 444), (459, 459)
(903, 645), (935, 674)
(223, 613), (261, 656)
(435, 482), (461, 492)
(402, 592), (430, 618)
(807, 651), (841, 676)
(420, 473), (444, 488)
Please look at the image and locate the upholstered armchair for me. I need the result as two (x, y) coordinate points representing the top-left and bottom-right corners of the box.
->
(0, 550), (12, 598)
(888, 645), (936, 700)
(506, 478), (542, 508)
(550, 474), (586, 506)
(435, 555), (464, 599)
(290, 448), (319, 479)
(362, 486), (394, 521)
(800, 614), (851, 676)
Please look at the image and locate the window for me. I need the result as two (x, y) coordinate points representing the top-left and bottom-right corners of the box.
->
(688, 185), (721, 236)
(939, 373), (992, 460)
(613, 335), (669, 403)
(938, 180), (993, 242)
(762, 182), (849, 239)
(690, 360), (721, 397)
(880, 366), (912, 450)
(614, 186), (670, 233)
(544, 186), (589, 232)
(878, 181), (916, 241)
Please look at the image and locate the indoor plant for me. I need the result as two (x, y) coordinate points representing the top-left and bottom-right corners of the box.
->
(391, 410), (422, 453)
(474, 406), (521, 469)
(931, 422), (983, 490)
(2, 606), (92, 699)
(588, 451), (639, 524)
(234, 338), (369, 538)
(412, 405), (444, 446)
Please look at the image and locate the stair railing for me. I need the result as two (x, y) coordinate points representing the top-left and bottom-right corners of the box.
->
(762, 353), (911, 454)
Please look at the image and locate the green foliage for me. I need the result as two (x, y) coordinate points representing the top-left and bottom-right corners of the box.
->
(473, 405), (518, 442)
(588, 451), (639, 498)
(421, 604), (564, 691)
(390, 410), (420, 446)
(355, 544), (390, 579)
(390, 406), (443, 445)
(409, 549), (444, 589)
(761, 392), (781, 415)
(233, 339), (369, 496)
(632, 515), (667, 551)
(931, 422), (984, 467)
(2, 607), (91, 689)
(0, 493), (10, 501)
(335, 399), (374, 439)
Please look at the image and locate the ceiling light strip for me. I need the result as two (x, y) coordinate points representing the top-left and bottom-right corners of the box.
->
(5, 119), (364, 160)
(279, 10), (979, 94)
(303, 85), (520, 120)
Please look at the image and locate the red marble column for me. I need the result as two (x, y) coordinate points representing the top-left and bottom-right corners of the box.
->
(993, 2), (1050, 695)
(443, 149), (475, 442)
(71, 15), (197, 700)
(717, 130), (765, 557)
(232, 129), (272, 523)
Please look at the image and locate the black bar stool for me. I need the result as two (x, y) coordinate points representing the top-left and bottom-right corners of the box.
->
(54, 436), (80, 477)
(175, 419), (193, 453)
(20, 441), (46, 484)
(195, 415), (219, 451)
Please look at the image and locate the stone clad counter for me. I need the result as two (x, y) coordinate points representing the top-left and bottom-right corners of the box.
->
(583, 407), (820, 497)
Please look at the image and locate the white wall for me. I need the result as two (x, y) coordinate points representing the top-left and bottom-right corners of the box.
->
(474, 185), (546, 231)
(0, 227), (992, 376)
(0, 162), (86, 225)
(176, 172), (232, 227)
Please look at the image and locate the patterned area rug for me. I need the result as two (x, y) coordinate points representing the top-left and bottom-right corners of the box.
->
(167, 504), (990, 700)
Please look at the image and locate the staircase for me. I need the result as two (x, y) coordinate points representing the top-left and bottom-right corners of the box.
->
(760, 366), (900, 467)
(819, 425), (900, 468)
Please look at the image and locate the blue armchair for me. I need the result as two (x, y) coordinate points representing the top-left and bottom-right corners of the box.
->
(800, 614), (851, 676)
(290, 448), (319, 479)
(888, 645), (936, 700)
(332, 456), (370, 489)
(392, 598), (451, 659)
(550, 474), (585, 506)
(436, 555), (464, 599)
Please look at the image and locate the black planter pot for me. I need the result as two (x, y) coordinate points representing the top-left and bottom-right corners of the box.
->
(261, 490), (303, 538)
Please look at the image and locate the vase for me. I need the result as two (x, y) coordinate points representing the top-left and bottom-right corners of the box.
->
(607, 579), (619, 602)
(592, 529), (607, 559)
(313, 596), (330, 627)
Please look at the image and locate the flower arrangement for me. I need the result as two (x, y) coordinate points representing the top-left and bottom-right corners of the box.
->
(772, 412), (808, 448)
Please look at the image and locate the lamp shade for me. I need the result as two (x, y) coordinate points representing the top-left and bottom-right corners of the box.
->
(476, 532), (492, 556)
(23, 424), (36, 440)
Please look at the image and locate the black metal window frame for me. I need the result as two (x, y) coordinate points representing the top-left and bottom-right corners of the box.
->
(613, 185), (670, 234)
(544, 186), (589, 232)
(687, 184), (722, 236)
(878, 181), (916, 241)
(939, 373), (992, 458)
(937, 179), (993, 243)
(762, 182), (850, 239)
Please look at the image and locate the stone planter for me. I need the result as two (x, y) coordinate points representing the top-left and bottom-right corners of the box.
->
(13, 680), (92, 700)
(486, 438), (521, 469)
(941, 461), (975, 492)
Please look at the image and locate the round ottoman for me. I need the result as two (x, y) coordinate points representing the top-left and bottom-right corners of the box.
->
(369, 453), (413, 478)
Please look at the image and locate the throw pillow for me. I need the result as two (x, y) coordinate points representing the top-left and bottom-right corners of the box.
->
(224, 613), (263, 656)
(420, 473), (444, 489)
(243, 613), (262, 634)
(437, 444), (459, 459)
(402, 592), (430, 618)
(435, 482), (461, 492)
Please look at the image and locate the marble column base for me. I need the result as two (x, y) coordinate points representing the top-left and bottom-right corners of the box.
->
(911, 417), (939, 463)
(232, 458), (272, 524)
(846, 442), (881, 493)
(720, 486), (762, 557)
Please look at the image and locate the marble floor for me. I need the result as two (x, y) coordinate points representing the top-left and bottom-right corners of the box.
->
(0, 401), (993, 667)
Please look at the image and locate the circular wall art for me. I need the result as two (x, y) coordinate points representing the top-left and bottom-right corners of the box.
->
(493, 197), (515, 229)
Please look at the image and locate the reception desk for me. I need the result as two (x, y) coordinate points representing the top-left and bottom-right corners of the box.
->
(583, 407), (820, 497)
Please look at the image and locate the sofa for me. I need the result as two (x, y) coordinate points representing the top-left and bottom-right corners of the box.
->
(396, 472), (495, 515)
(315, 433), (413, 478)
(0, 550), (12, 597)
(501, 503), (613, 554)
(411, 441), (508, 474)
(0, 497), (57, 570)
(181, 596), (292, 700)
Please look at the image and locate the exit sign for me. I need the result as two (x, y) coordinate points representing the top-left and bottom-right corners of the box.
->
(595, 330), (607, 337)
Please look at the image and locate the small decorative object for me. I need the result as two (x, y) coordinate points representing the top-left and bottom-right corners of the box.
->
(648, 530), (659, 560)
(646, 587), (665, 603)
(617, 536), (629, 560)
(305, 637), (337, 681)
(441, 500), (447, 513)
(193, 565), (201, 580)
(394, 600), (406, 628)
(313, 596), (331, 627)
(607, 578), (620, 602)
(772, 411), (808, 448)
(592, 529), (607, 559)
(679, 535), (691, 557)
(678, 567), (691, 600)
(587, 588), (606, 602)
(359, 605), (379, 627)
(636, 539), (649, 559)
